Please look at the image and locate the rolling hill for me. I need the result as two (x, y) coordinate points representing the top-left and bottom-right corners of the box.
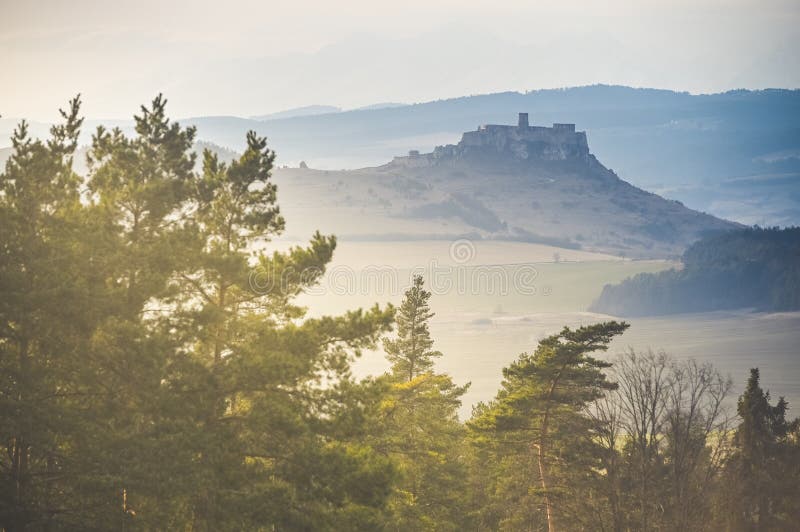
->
(3, 86), (798, 226)
(270, 114), (738, 258)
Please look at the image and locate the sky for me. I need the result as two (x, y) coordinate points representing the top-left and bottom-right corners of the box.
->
(1, 0), (799, 121)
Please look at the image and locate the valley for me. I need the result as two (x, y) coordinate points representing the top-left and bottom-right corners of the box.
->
(283, 239), (800, 417)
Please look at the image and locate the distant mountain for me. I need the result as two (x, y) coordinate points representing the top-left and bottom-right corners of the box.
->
(270, 114), (739, 258)
(0, 118), (54, 145)
(0, 141), (242, 177)
(0, 111), (740, 257)
(590, 227), (800, 315)
(352, 102), (407, 111)
(177, 86), (800, 226)
(250, 105), (341, 121)
(4, 86), (798, 226)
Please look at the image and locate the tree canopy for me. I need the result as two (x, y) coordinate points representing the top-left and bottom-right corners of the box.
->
(1, 97), (798, 531)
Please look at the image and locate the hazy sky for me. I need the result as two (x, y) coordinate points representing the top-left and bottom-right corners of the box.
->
(1, 0), (798, 121)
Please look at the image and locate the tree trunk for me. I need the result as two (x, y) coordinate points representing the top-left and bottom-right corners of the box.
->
(537, 439), (555, 532)
(536, 363), (567, 532)
(11, 336), (31, 532)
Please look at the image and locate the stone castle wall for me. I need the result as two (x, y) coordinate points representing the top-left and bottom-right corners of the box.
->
(392, 115), (590, 166)
(393, 113), (591, 167)
(460, 124), (588, 157)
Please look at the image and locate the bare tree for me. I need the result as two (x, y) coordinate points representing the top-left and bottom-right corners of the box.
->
(615, 349), (670, 530)
(588, 393), (626, 532)
(591, 349), (733, 531)
(663, 359), (732, 530)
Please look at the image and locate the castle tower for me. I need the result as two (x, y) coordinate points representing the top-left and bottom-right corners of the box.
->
(518, 112), (529, 128)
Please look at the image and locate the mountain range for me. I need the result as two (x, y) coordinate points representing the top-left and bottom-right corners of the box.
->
(2, 85), (798, 228)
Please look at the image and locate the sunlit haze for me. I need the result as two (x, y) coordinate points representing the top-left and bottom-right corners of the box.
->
(2, 0), (799, 120)
(2, 2), (799, 529)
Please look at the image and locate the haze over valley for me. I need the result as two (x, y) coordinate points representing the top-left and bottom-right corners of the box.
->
(2, 1), (799, 529)
(1, 94), (795, 413)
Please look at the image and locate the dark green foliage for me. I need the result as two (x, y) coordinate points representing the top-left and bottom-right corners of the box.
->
(718, 369), (800, 531)
(467, 321), (629, 531)
(0, 97), (115, 529)
(383, 275), (442, 381)
(0, 97), (396, 531)
(1, 97), (798, 531)
(591, 226), (800, 316)
(378, 276), (471, 530)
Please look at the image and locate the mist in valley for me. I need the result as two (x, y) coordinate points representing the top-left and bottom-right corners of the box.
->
(2, 1), (799, 530)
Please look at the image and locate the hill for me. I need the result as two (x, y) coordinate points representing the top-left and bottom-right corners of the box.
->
(250, 104), (342, 121)
(4, 86), (798, 226)
(186, 86), (800, 226)
(271, 114), (738, 258)
(590, 226), (800, 315)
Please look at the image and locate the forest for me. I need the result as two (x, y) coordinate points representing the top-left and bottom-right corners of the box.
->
(1, 97), (799, 531)
(590, 227), (800, 316)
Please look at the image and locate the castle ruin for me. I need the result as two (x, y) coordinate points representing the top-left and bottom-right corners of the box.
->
(394, 113), (590, 166)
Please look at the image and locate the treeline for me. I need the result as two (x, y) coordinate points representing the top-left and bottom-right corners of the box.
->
(591, 226), (800, 316)
(1, 98), (799, 531)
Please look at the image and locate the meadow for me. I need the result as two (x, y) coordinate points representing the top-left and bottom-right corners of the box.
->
(287, 240), (800, 416)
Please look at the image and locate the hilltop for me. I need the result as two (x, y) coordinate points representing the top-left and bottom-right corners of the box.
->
(3, 86), (798, 226)
(250, 105), (342, 121)
(272, 114), (738, 258)
(0, 109), (741, 257)
(176, 86), (800, 227)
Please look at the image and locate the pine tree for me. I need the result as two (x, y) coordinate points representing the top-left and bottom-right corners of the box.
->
(468, 321), (629, 532)
(379, 275), (470, 530)
(0, 96), (399, 530)
(384, 275), (442, 382)
(162, 127), (398, 529)
(725, 368), (800, 531)
(0, 97), (108, 528)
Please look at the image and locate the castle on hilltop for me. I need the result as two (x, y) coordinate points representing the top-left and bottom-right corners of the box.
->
(396, 113), (590, 166)
(459, 113), (588, 158)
